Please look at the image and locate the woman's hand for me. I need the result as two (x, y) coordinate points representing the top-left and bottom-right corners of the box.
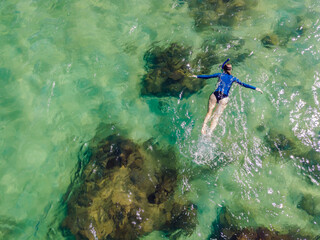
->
(191, 75), (197, 78)
(256, 88), (263, 94)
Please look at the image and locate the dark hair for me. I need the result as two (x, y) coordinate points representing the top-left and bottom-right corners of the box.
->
(223, 64), (232, 75)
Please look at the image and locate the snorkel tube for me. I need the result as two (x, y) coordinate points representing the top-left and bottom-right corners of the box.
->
(221, 58), (230, 72)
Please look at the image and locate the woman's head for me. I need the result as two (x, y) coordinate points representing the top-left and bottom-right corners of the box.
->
(223, 64), (232, 75)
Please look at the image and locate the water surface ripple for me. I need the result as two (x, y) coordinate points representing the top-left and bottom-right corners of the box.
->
(0, 0), (320, 239)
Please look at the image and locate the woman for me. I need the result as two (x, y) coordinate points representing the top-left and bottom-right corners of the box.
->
(192, 63), (263, 135)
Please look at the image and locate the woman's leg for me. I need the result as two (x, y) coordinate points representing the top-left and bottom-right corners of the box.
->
(201, 93), (217, 135)
(208, 97), (229, 135)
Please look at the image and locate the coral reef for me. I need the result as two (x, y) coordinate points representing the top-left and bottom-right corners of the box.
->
(264, 130), (294, 154)
(262, 128), (320, 182)
(141, 39), (251, 98)
(261, 16), (306, 48)
(209, 207), (309, 240)
(62, 134), (197, 240)
(192, 46), (220, 74)
(261, 34), (280, 49)
(294, 148), (320, 185)
(192, 36), (248, 73)
(141, 43), (205, 98)
(186, 0), (258, 29)
(210, 37), (248, 61)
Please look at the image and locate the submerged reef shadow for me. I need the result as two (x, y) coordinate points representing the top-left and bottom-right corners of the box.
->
(208, 206), (315, 240)
(0, 215), (26, 239)
(261, 15), (307, 49)
(185, 0), (258, 30)
(141, 38), (252, 100)
(194, 36), (251, 70)
(61, 124), (198, 240)
(141, 43), (206, 99)
(258, 125), (320, 185)
(0, 68), (24, 120)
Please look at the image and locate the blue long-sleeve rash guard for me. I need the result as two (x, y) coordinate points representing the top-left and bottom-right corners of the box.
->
(197, 73), (256, 96)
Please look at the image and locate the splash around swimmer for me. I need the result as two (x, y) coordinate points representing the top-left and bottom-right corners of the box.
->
(192, 60), (263, 135)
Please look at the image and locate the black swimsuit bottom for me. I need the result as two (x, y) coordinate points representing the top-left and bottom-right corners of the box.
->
(213, 91), (228, 103)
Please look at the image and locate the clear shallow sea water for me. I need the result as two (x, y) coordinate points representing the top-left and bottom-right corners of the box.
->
(1, 0), (320, 239)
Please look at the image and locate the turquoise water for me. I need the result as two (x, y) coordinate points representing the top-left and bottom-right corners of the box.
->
(1, 0), (320, 239)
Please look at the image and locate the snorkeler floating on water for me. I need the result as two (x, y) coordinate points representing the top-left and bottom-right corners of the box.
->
(192, 59), (263, 135)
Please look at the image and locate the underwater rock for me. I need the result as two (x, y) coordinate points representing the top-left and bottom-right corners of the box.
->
(209, 207), (308, 240)
(192, 37), (248, 74)
(0, 216), (25, 239)
(296, 149), (320, 185)
(261, 34), (280, 48)
(186, 0), (258, 29)
(62, 134), (197, 240)
(191, 40), (220, 74)
(141, 39), (251, 99)
(255, 124), (266, 133)
(261, 32), (289, 48)
(192, 51), (219, 74)
(264, 130), (294, 156)
(262, 128), (319, 162)
(212, 227), (296, 240)
(263, 129), (320, 184)
(141, 43), (205, 98)
(261, 16), (307, 49)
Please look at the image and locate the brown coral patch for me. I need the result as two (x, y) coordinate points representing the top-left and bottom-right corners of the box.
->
(62, 135), (197, 240)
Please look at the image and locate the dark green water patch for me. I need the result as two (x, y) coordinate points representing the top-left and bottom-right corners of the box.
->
(0, 2), (21, 30)
(0, 216), (26, 239)
(0, 68), (24, 120)
(62, 132), (197, 240)
(297, 193), (320, 217)
(31, 0), (72, 17)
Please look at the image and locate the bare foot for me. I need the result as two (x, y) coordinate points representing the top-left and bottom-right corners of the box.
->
(201, 128), (206, 135)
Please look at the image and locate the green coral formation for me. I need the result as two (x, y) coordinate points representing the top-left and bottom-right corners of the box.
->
(262, 127), (320, 183)
(62, 134), (197, 240)
(265, 130), (294, 154)
(209, 207), (312, 239)
(261, 16), (307, 48)
(141, 38), (251, 99)
(193, 36), (249, 71)
(261, 34), (280, 49)
(185, 0), (258, 29)
(141, 43), (205, 98)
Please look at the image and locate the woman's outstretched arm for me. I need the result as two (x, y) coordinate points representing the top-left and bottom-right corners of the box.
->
(191, 73), (221, 79)
(234, 78), (263, 93)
